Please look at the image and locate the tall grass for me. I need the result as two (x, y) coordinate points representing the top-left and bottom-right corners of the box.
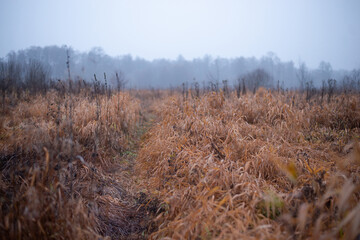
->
(136, 89), (360, 239)
(0, 89), (150, 239)
(1, 87), (359, 239)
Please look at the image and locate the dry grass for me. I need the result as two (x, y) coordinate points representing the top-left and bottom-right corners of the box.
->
(1, 88), (359, 239)
(0, 90), (153, 239)
(136, 89), (360, 239)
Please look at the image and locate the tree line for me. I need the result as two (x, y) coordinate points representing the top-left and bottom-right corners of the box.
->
(1, 45), (359, 96)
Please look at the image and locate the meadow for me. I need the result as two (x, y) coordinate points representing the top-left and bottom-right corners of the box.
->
(0, 84), (359, 239)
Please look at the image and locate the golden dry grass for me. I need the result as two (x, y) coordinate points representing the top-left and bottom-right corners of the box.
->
(136, 89), (360, 239)
(0, 90), (153, 239)
(1, 88), (359, 239)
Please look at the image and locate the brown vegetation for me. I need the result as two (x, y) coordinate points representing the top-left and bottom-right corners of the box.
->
(0, 89), (156, 239)
(1, 87), (360, 239)
(136, 89), (360, 239)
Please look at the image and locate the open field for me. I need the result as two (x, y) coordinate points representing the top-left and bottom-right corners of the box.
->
(1, 88), (360, 239)
(2, 0), (360, 239)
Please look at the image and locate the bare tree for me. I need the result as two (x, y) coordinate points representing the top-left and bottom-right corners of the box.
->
(305, 80), (316, 102)
(222, 79), (229, 97)
(25, 59), (50, 94)
(192, 78), (200, 98)
(243, 68), (272, 93)
(242, 77), (246, 95)
(207, 58), (221, 92)
(296, 62), (310, 92)
(350, 69), (360, 93)
(113, 71), (127, 92)
(341, 75), (352, 93)
(235, 77), (242, 98)
(0, 60), (8, 107)
(321, 79), (326, 103)
(327, 78), (336, 103)
(0, 57), (22, 107)
(319, 61), (333, 82)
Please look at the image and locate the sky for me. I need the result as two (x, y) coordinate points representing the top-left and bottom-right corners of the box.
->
(0, 0), (359, 70)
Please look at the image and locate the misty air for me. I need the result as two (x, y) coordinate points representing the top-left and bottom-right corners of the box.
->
(0, 1), (359, 239)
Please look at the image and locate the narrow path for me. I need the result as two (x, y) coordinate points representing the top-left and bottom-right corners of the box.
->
(97, 98), (159, 240)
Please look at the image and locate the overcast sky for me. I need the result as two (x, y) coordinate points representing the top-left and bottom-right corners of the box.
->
(1, 0), (359, 70)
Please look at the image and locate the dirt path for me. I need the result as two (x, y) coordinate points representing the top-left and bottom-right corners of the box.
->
(97, 100), (159, 239)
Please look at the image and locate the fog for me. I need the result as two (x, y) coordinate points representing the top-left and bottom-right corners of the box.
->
(1, 0), (360, 88)
(2, 45), (357, 90)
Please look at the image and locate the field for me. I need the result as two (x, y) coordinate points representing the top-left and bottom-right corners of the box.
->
(0, 87), (360, 239)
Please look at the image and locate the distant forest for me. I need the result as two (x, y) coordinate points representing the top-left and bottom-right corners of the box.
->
(1, 45), (359, 91)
